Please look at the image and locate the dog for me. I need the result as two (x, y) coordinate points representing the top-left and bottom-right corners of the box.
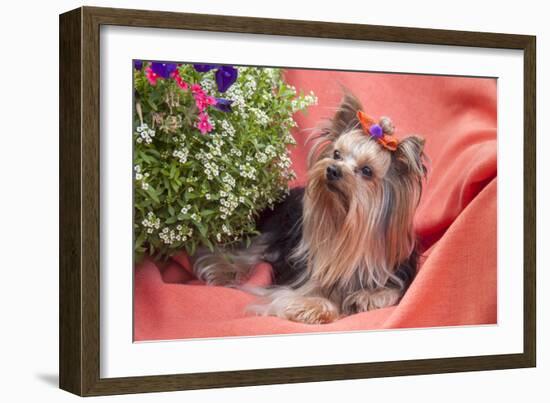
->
(193, 92), (427, 324)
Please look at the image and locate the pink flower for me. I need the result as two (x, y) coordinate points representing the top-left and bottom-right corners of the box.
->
(205, 95), (217, 106)
(196, 112), (213, 134)
(194, 93), (217, 112)
(191, 84), (203, 94)
(190, 83), (217, 112)
(194, 95), (206, 111)
(173, 70), (188, 90)
(176, 78), (188, 90)
(145, 67), (159, 86)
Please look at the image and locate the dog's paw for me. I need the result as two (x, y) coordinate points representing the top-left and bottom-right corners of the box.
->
(283, 297), (339, 324)
(342, 288), (401, 314)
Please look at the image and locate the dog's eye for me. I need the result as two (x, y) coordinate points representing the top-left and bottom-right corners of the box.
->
(361, 166), (373, 178)
(333, 150), (342, 160)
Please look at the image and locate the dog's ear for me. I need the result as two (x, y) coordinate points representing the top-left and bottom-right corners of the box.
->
(308, 91), (363, 166)
(394, 135), (427, 178)
(331, 91), (363, 135)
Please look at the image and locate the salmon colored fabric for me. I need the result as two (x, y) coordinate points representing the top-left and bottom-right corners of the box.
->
(134, 70), (497, 341)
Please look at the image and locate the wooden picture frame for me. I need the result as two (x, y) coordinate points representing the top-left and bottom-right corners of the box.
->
(59, 6), (536, 396)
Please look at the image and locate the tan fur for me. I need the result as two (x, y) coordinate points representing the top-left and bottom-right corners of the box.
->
(194, 92), (427, 325)
(268, 94), (426, 322)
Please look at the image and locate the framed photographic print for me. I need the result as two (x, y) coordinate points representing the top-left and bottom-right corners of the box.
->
(59, 6), (536, 396)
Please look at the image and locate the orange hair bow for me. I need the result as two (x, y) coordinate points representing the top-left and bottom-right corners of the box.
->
(356, 110), (399, 152)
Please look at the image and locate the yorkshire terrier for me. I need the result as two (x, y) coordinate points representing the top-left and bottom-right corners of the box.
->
(193, 92), (427, 324)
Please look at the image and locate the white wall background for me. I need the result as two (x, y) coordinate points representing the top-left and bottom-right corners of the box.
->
(0, 0), (546, 401)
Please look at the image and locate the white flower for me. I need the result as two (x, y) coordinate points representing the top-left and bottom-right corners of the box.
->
(220, 120), (235, 137)
(238, 163), (257, 179)
(255, 152), (268, 163)
(141, 212), (160, 231)
(250, 107), (270, 127)
(173, 148), (189, 163)
(135, 123), (155, 144)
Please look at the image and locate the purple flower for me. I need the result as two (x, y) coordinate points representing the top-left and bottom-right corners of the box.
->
(193, 64), (239, 93)
(213, 98), (233, 112)
(134, 60), (143, 70)
(215, 66), (238, 93)
(193, 64), (219, 73)
(150, 62), (178, 79)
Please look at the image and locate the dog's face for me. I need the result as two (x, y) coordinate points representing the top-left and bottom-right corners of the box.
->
(302, 92), (427, 289)
(310, 129), (392, 209)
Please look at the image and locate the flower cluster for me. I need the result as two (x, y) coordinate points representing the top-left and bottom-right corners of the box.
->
(189, 84), (217, 134)
(133, 61), (317, 260)
(141, 212), (160, 234)
(135, 123), (155, 144)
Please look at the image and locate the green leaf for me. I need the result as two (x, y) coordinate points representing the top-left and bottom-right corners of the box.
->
(146, 148), (161, 158)
(169, 163), (177, 179)
(201, 236), (214, 252)
(145, 186), (160, 204)
(134, 231), (147, 249)
(196, 222), (208, 237)
(188, 241), (197, 256)
(146, 97), (158, 111)
(165, 216), (178, 224)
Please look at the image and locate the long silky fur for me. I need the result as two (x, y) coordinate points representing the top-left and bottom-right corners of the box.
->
(193, 91), (427, 321)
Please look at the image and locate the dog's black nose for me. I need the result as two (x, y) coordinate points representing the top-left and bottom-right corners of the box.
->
(326, 165), (342, 181)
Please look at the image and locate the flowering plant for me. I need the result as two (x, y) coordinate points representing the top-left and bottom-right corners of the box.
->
(133, 61), (317, 260)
